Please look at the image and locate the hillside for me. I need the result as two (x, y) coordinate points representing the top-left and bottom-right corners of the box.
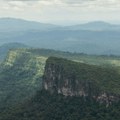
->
(0, 56), (120, 120)
(0, 48), (120, 110)
(7, 48), (120, 67)
(0, 49), (47, 109)
(43, 57), (120, 99)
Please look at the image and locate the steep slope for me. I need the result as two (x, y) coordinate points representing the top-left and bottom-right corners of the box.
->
(0, 49), (47, 109)
(1, 48), (120, 109)
(0, 49), (120, 119)
(43, 57), (120, 103)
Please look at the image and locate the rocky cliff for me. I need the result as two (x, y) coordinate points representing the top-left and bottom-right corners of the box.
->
(43, 57), (120, 104)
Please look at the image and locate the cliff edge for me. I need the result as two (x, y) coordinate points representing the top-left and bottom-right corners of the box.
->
(43, 57), (120, 104)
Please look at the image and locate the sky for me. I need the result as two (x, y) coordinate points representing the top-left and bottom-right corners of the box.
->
(0, 0), (120, 25)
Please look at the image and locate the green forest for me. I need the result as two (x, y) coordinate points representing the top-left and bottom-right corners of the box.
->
(0, 48), (120, 120)
(0, 90), (120, 120)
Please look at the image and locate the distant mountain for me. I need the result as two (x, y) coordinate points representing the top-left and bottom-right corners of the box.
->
(1, 18), (120, 32)
(0, 30), (120, 55)
(65, 21), (120, 31)
(0, 18), (59, 32)
(0, 18), (120, 55)
(0, 42), (28, 62)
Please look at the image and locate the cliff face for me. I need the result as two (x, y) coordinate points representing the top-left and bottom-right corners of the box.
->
(43, 57), (120, 104)
(43, 62), (99, 97)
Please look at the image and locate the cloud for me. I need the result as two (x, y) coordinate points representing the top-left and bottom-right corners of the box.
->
(0, 0), (120, 25)
(1, 0), (120, 13)
(2, 0), (120, 8)
(60, 0), (120, 8)
(3, 0), (120, 4)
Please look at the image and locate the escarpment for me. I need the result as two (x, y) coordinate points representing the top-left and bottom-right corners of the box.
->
(43, 57), (120, 104)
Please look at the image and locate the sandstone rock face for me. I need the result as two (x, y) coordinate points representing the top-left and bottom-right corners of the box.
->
(43, 57), (120, 104)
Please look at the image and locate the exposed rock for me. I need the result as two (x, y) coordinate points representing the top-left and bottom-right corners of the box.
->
(43, 57), (120, 104)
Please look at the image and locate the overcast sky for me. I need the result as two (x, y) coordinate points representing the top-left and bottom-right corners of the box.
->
(0, 0), (120, 25)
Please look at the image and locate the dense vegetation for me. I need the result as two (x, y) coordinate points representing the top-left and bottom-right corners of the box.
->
(0, 90), (120, 120)
(2, 47), (120, 66)
(45, 57), (120, 95)
(1, 48), (120, 109)
(0, 49), (46, 110)
(0, 48), (120, 119)
(21, 48), (120, 67)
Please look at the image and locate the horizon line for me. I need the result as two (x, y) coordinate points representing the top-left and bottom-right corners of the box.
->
(0, 17), (120, 26)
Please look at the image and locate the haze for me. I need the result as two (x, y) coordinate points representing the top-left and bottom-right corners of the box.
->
(0, 0), (120, 25)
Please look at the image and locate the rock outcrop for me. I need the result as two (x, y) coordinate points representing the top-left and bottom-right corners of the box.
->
(43, 57), (120, 104)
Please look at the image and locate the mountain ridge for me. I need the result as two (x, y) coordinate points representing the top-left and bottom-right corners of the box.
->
(43, 57), (120, 104)
(1, 17), (120, 31)
(1, 48), (120, 110)
(0, 18), (120, 55)
(0, 17), (59, 32)
(0, 49), (120, 119)
(65, 21), (120, 31)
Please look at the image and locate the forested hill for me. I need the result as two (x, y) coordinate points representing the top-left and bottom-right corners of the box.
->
(0, 48), (120, 120)
(1, 48), (120, 110)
